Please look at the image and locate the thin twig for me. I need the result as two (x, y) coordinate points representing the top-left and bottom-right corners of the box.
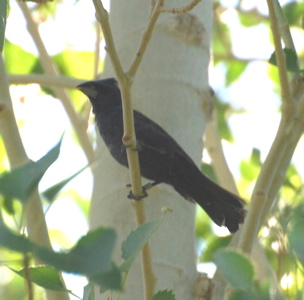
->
(94, 22), (101, 79)
(93, 0), (124, 80)
(161, 0), (201, 14)
(8, 74), (85, 89)
(23, 254), (34, 300)
(266, 0), (293, 118)
(128, 0), (164, 78)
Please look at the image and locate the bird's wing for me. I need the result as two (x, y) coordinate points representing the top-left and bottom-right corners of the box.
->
(133, 110), (185, 155)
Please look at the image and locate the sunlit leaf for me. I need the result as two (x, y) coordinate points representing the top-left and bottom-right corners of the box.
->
(3, 40), (40, 74)
(226, 60), (247, 85)
(238, 10), (265, 27)
(53, 50), (97, 79)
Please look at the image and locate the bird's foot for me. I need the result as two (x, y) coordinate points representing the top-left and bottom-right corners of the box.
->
(126, 181), (160, 200)
(127, 189), (148, 200)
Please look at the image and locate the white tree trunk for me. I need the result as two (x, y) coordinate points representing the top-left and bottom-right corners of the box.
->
(90, 1), (212, 299)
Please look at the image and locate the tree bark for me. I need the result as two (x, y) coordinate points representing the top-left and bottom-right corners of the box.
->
(90, 1), (212, 299)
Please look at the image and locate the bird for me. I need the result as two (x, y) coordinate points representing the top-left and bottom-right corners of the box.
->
(77, 78), (246, 233)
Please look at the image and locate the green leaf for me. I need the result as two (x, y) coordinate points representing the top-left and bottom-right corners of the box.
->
(0, 218), (33, 253)
(34, 227), (117, 275)
(152, 290), (176, 300)
(53, 50), (97, 79)
(90, 264), (122, 291)
(238, 11), (265, 27)
(250, 148), (262, 167)
(214, 250), (254, 289)
(3, 40), (40, 74)
(239, 161), (256, 182)
(0, 221), (120, 289)
(0, 139), (62, 207)
(288, 219), (304, 264)
(0, 0), (7, 52)
(42, 164), (90, 202)
(269, 48), (299, 72)
(120, 220), (161, 272)
(226, 60), (247, 85)
(282, 2), (304, 26)
(201, 163), (218, 184)
(10, 266), (68, 292)
(200, 236), (232, 262)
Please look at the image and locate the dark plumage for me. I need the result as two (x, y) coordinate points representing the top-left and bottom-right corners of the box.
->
(77, 78), (246, 233)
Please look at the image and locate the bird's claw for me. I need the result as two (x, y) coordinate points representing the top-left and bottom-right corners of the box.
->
(126, 181), (160, 200)
(127, 188), (148, 200)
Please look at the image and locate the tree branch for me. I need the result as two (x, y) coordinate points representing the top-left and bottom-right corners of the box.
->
(8, 74), (85, 89)
(238, 0), (303, 255)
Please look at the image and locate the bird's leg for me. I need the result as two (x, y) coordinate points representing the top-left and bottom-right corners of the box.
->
(126, 181), (160, 200)
(143, 181), (160, 190)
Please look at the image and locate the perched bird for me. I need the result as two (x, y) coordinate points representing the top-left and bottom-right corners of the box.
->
(77, 78), (246, 233)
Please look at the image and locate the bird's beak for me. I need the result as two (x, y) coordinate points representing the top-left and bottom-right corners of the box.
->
(77, 82), (98, 98)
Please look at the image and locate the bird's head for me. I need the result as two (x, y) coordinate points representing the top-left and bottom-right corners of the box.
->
(77, 78), (122, 112)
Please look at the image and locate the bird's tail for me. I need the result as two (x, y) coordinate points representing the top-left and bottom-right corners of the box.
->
(173, 165), (246, 233)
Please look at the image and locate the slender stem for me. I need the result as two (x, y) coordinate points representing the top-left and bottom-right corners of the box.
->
(132, 200), (157, 299)
(23, 254), (34, 300)
(128, 0), (164, 78)
(266, 0), (292, 118)
(92, 0), (124, 80)
(8, 74), (85, 89)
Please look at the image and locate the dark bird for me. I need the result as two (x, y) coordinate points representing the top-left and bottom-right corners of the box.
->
(77, 78), (246, 233)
